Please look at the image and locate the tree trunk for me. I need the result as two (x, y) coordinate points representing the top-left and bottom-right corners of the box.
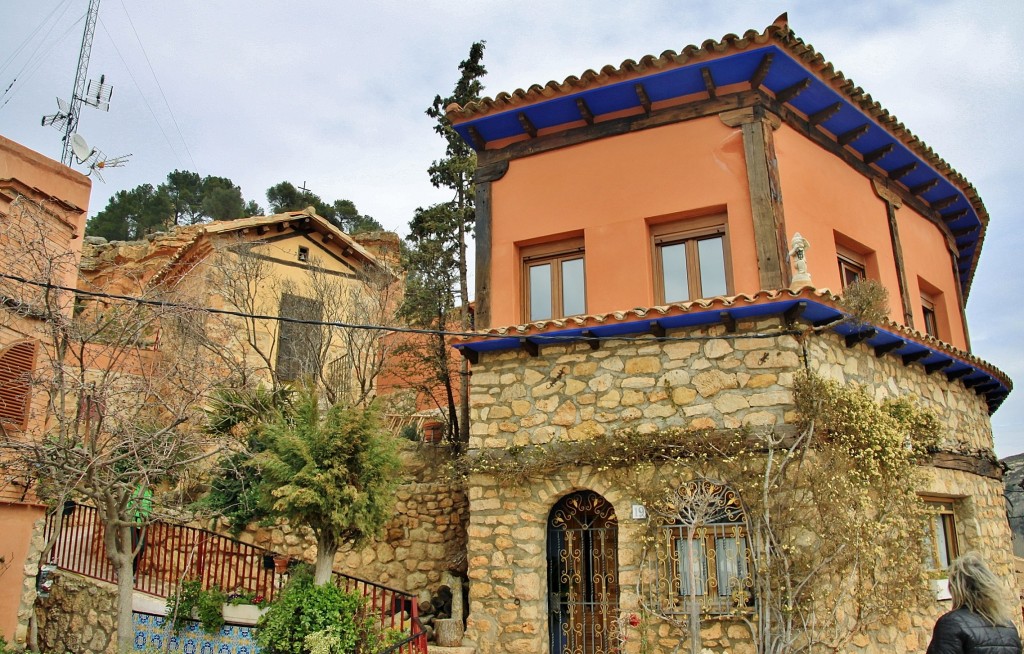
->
(314, 532), (338, 585)
(456, 179), (471, 448)
(107, 523), (136, 654)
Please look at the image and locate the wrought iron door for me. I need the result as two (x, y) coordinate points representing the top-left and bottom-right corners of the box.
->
(547, 490), (619, 654)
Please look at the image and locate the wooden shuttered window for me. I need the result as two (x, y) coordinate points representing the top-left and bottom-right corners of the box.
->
(275, 294), (324, 383)
(0, 339), (39, 430)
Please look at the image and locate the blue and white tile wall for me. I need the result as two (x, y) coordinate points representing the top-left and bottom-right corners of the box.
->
(132, 612), (259, 654)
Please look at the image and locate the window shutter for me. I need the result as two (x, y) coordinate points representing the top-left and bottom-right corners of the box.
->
(0, 340), (39, 430)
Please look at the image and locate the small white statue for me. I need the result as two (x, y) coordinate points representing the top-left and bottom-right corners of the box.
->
(788, 232), (812, 288)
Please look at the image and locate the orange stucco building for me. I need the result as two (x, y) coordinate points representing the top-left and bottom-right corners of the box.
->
(0, 134), (91, 646)
(447, 16), (1012, 654)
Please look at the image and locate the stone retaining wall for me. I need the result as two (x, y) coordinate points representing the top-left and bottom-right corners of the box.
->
(228, 444), (468, 602)
(461, 319), (1015, 654)
(36, 572), (118, 654)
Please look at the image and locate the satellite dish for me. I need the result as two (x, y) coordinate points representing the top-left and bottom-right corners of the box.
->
(69, 133), (93, 163)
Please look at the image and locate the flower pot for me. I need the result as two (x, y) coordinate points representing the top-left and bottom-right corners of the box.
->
(222, 603), (266, 626)
(273, 555), (289, 574)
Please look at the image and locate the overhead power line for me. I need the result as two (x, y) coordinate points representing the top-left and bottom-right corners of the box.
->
(0, 271), (799, 345)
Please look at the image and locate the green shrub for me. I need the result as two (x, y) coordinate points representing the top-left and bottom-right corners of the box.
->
(257, 568), (365, 654)
(165, 580), (226, 634)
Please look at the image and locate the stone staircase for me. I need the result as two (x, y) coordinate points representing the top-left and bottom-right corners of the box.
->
(428, 647), (475, 654)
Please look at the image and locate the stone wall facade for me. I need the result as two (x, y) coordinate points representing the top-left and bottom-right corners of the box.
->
(461, 318), (1016, 654)
(36, 572), (119, 654)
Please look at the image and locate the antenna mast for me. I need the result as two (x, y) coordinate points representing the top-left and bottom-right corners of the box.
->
(61, 0), (102, 165)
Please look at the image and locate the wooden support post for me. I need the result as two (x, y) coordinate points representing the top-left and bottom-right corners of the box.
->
(474, 182), (493, 329)
(720, 106), (787, 290)
(873, 180), (914, 327)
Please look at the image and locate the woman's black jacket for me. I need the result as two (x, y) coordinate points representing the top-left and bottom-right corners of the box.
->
(927, 607), (1022, 654)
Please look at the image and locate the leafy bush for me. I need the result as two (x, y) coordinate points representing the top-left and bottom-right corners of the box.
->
(257, 568), (365, 654)
(165, 580), (226, 633)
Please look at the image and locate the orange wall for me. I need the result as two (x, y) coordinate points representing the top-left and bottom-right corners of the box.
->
(0, 503), (45, 643)
(775, 124), (967, 349)
(898, 204), (967, 347)
(488, 115), (757, 327)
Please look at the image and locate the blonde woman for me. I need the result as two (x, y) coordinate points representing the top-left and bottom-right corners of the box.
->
(926, 552), (1022, 654)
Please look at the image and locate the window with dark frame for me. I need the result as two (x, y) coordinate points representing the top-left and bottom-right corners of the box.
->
(652, 216), (729, 304)
(297, 246), (310, 262)
(522, 238), (586, 322)
(921, 296), (939, 338)
(923, 499), (959, 570)
(837, 254), (866, 289)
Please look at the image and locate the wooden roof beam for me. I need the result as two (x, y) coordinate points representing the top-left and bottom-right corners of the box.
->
(634, 83), (652, 114)
(719, 311), (736, 333)
(924, 359), (954, 374)
(952, 226), (979, 239)
(874, 340), (905, 358)
(931, 195), (960, 211)
(466, 125), (487, 150)
(946, 368), (974, 381)
(580, 329), (601, 350)
(888, 162), (918, 181)
(700, 68), (717, 99)
(837, 124), (870, 146)
(909, 179), (939, 195)
(750, 52), (774, 89)
(459, 348), (479, 365)
(519, 337), (539, 357)
(775, 78), (810, 104)
(783, 301), (806, 327)
(576, 97), (595, 125)
(808, 102), (841, 126)
(649, 321), (666, 338)
(942, 209), (969, 223)
(862, 143), (894, 165)
(845, 328), (876, 348)
(901, 350), (930, 366)
(517, 112), (537, 138)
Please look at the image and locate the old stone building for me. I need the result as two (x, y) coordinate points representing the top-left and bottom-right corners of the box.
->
(445, 15), (1014, 654)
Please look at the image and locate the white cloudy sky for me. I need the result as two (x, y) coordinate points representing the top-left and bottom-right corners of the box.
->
(2, 1), (1023, 455)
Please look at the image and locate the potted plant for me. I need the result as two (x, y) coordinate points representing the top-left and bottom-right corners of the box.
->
(222, 588), (270, 626)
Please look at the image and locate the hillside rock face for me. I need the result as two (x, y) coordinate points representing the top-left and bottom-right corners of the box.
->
(1002, 453), (1024, 556)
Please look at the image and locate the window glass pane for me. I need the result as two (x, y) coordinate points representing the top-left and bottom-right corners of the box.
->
(935, 515), (951, 569)
(716, 536), (747, 597)
(697, 236), (726, 298)
(561, 257), (586, 317)
(660, 242), (689, 302)
(676, 536), (706, 596)
(529, 263), (552, 321)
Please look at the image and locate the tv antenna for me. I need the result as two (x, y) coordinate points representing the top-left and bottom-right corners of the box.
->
(40, 0), (122, 171)
(67, 132), (131, 183)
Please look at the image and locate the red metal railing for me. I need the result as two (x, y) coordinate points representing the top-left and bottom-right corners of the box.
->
(44, 502), (277, 600)
(335, 571), (427, 653)
(44, 503), (427, 652)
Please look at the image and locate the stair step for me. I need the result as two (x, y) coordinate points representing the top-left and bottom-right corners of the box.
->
(428, 646), (475, 654)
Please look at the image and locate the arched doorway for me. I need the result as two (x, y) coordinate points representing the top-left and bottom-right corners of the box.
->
(547, 490), (619, 654)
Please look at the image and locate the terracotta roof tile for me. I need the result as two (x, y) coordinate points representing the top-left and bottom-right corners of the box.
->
(454, 286), (1011, 403)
